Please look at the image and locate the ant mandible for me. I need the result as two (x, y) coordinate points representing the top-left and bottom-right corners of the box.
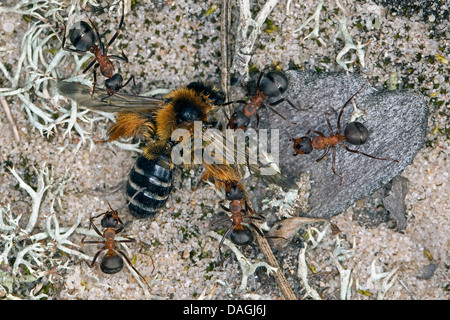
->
(290, 84), (399, 185)
(62, 0), (135, 98)
(224, 70), (304, 130)
(81, 202), (148, 285)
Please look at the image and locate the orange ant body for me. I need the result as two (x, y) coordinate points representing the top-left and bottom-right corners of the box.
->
(214, 179), (264, 253)
(224, 71), (302, 130)
(62, 1), (134, 98)
(290, 84), (399, 185)
(82, 203), (147, 285)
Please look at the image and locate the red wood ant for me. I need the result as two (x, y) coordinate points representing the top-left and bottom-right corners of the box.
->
(62, 1), (134, 98)
(81, 202), (148, 285)
(224, 70), (304, 130)
(213, 179), (265, 255)
(290, 84), (399, 185)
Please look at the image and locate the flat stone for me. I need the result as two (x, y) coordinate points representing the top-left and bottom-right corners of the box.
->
(257, 70), (429, 219)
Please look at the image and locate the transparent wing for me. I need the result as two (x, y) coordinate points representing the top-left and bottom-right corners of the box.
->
(57, 81), (165, 112)
(202, 129), (298, 190)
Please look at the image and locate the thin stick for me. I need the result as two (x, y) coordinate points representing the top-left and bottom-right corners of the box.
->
(239, 172), (297, 300)
(220, 0), (233, 126)
(1, 96), (20, 142)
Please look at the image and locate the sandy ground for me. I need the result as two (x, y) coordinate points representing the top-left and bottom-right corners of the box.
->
(0, 0), (448, 300)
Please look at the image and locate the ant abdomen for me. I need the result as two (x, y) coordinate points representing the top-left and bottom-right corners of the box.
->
(230, 226), (254, 246)
(69, 21), (96, 51)
(259, 71), (289, 98)
(344, 121), (369, 145)
(105, 74), (124, 93)
(100, 252), (124, 274)
(126, 155), (173, 219)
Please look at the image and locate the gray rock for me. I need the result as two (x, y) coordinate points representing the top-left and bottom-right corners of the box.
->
(257, 70), (428, 219)
(383, 175), (409, 231)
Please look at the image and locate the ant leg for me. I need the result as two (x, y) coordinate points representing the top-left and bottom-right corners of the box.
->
(109, 47), (129, 63)
(88, 217), (104, 237)
(115, 237), (136, 244)
(255, 112), (260, 130)
(90, 64), (99, 95)
(121, 75), (135, 90)
(331, 146), (343, 185)
(221, 100), (246, 106)
(116, 249), (149, 286)
(249, 222), (265, 237)
(83, 59), (97, 74)
(311, 130), (325, 137)
(218, 227), (233, 260)
(325, 114), (334, 134)
(341, 144), (399, 162)
(269, 97), (308, 112)
(315, 146), (329, 162)
(220, 204), (231, 212)
(266, 104), (298, 125)
(337, 84), (366, 132)
(107, 0), (125, 48)
(87, 247), (106, 268)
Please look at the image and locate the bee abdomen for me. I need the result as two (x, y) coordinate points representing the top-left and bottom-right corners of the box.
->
(127, 155), (173, 218)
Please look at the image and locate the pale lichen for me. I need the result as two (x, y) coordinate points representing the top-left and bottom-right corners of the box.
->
(232, 0), (279, 81)
(208, 231), (277, 291)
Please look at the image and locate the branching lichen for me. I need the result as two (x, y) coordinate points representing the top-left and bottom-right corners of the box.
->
(0, 1), (121, 150)
(1, 164), (86, 298)
(232, 0), (279, 81)
(297, 243), (322, 300)
(292, 0), (370, 72)
(208, 231), (277, 291)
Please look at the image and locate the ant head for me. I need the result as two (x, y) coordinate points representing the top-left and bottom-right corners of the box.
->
(229, 110), (250, 130)
(69, 21), (96, 51)
(100, 250), (124, 274)
(230, 225), (254, 246)
(259, 71), (288, 98)
(105, 74), (124, 93)
(100, 211), (119, 229)
(344, 121), (369, 145)
(225, 181), (244, 201)
(291, 137), (313, 155)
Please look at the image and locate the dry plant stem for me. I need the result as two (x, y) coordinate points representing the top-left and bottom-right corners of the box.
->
(220, 0), (232, 102)
(0, 97), (20, 142)
(220, 0), (233, 125)
(241, 186), (297, 300)
(232, 0), (279, 81)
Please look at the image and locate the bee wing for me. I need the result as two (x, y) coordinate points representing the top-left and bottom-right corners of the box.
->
(57, 81), (165, 112)
(202, 129), (298, 190)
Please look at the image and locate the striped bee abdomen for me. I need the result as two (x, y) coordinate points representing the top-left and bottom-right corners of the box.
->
(126, 155), (173, 218)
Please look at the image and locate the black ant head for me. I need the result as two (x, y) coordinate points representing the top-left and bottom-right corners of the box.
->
(229, 110), (250, 130)
(69, 21), (96, 51)
(105, 73), (124, 94)
(100, 251), (123, 274)
(230, 225), (254, 246)
(259, 71), (288, 98)
(291, 137), (313, 155)
(225, 182), (244, 201)
(100, 211), (119, 229)
(344, 121), (369, 145)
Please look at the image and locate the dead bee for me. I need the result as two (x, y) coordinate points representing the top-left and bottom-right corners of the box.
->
(57, 80), (296, 219)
